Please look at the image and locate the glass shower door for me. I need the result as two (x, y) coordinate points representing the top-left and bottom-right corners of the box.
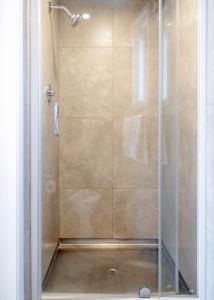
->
(159, 0), (198, 296)
(159, 0), (179, 295)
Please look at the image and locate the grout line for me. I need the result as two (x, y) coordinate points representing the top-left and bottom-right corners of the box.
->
(59, 115), (159, 119)
(58, 46), (158, 49)
(58, 46), (133, 49)
(59, 116), (113, 119)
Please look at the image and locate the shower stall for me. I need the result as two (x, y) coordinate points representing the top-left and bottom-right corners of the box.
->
(32, 0), (199, 298)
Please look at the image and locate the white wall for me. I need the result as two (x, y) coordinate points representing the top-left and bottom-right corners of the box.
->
(0, 1), (24, 300)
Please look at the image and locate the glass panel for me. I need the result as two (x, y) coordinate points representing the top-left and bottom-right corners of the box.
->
(160, 0), (179, 295)
(160, 0), (198, 296)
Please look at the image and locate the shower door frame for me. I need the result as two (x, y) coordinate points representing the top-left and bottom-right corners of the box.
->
(158, 0), (206, 298)
(29, 0), (206, 299)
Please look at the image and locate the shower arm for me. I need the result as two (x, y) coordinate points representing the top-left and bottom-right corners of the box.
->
(48, 4), (73, 18)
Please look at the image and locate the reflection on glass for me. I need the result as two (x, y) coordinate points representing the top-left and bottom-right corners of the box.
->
(132, 4), (149, 108)
(122, 116), (149, 163)
(160, 0), (197, 297)
(138, 38), (146, 103)
(163, 30), (168, 103)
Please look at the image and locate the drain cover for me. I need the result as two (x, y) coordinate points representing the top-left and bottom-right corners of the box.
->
(107, 268), (118, 276)
(139, 287), (151, 298)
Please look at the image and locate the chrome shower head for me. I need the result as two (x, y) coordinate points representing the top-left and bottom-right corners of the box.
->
(71, 13), (90, 27)
(71, 14), (82, 27)
(48, 3), (90, 28)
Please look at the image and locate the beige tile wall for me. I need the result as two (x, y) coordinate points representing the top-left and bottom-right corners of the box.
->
(59, 0), (159, 239)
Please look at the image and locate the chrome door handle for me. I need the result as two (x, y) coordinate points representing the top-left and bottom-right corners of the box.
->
(54, 102), (59, 136)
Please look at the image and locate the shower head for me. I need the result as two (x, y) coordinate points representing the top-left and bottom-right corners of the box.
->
(48, 3), (90, 27)
(71, 13), (90, 27)
(71, 14), (82, 27)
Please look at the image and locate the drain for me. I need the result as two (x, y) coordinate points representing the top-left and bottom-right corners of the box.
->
(107, 268), (118, 276)
(139, 287), (151, 298)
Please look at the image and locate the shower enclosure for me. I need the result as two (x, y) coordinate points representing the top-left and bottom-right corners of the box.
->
(31, 0), (199, 298)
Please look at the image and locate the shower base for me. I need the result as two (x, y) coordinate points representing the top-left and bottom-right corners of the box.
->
(42, 239), (159, 298)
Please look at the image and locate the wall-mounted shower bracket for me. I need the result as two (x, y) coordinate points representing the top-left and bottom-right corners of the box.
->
(48, 2), (90, 27)
(47, 84), (55, 103)
(48, 2), (52, 14)
(48, 2), (72, 18)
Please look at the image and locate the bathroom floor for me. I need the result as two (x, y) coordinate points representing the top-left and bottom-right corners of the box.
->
(43, 240), (159, 298)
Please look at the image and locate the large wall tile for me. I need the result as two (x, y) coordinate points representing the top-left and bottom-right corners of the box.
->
(59, 118), (112, 188)
(147, 1), (159, 48)
(60, 189), (113, 238)
(113, 0), (140, 47)
(113, 0), (158, 48)
(113, 47), (158, 117)
(113, 189), (158, 238)
(59, 48), (112, 118)
(113, 116), (157, 188)
(59, 0), (113, 47)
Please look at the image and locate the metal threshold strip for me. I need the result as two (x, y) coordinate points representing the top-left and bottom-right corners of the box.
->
(42, 293), (159, 299)
(58, 239), (159, 250)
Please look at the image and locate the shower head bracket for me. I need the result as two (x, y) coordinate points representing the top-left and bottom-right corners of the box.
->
(48, 2), (52, 14)
(48, 2), (90, 27)
(47, 84), (55, 103)
(48, 3), (73, 19)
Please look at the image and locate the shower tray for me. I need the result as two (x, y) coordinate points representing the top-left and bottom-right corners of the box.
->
(42, 239), (159, 299)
